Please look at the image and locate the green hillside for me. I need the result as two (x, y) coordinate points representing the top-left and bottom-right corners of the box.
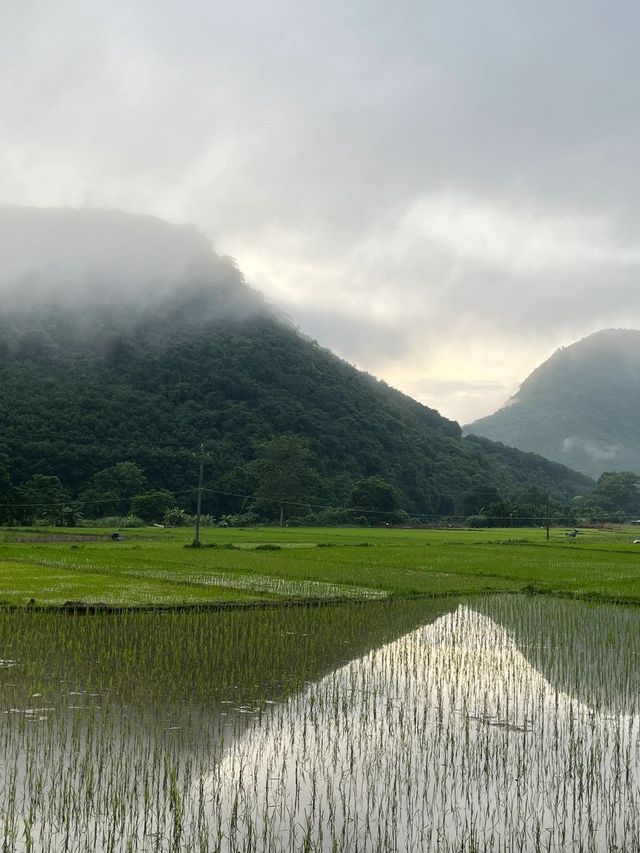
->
(0, 207), (593, 520)
(466, 329), (640, 479)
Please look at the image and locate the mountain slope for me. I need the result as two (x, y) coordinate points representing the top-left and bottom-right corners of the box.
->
(0, 206), (592, 516)
(466, 329), (640, 478)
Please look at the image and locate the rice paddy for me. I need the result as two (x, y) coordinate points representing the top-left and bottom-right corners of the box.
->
(1, 526), (640, 850)
(2, 524), (640, 606)
(0, 594), (639, 851)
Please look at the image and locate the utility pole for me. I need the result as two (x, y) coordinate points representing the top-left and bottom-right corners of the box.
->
(546, 490), (550, 542)
(192, 444), (205, 548)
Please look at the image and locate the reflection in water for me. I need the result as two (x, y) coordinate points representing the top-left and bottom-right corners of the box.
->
(0, 600), (452, 851)
(206, 600), (640, 852)
(0, 597), (638, 851)
(475, 595), (640, 715)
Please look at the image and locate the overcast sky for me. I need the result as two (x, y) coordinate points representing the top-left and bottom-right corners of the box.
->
(2, 0), (640, 423)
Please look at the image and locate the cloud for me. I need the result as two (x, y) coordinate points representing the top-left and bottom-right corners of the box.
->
(561, 437), (623, 464)
(2, 1), (640, 420)
(228, 192), (640, 421)
(406, 378), (513, 424)
(0, 205), (270, 326)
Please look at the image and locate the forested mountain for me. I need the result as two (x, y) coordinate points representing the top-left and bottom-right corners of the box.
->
(0, 206), (592, 520)
(466, 329), (640, 479)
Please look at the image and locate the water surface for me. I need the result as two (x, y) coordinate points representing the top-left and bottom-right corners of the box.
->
(0, 596), (638, 851)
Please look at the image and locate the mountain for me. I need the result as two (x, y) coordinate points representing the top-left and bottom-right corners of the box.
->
(466, 329), (640, 479)
(0, 206), (592, 518)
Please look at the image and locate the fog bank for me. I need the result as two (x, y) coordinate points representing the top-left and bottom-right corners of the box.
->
(0, 205), (268, 321)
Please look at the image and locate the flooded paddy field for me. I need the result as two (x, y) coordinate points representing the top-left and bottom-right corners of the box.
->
(0, 595), (639, 851)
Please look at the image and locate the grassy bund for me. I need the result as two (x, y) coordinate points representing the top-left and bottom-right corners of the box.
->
(1, 524), (640, 608)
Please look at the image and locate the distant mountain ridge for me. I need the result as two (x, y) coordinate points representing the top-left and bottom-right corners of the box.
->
(466, 329), (640, 478)
(0, 205), (593, 515)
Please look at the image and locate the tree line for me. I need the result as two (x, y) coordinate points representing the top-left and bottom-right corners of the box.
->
(2, 436), (638, 528)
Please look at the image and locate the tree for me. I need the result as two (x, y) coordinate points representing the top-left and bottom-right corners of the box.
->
(0, 454), (10, 496)
(455, 485), (502, 519)
(506, 486), (551, 526)
(80, 462), (147, 517)
(593, 471), (640, 515)
(130, 490), (174, 523)
(248, 435), (316, 525)
(89, 462), (147, 497)
(349, 476), (402, 518)
(0, 453), (12, 524)
(79, 462), (147, 517)
(14, 475), (70, 526)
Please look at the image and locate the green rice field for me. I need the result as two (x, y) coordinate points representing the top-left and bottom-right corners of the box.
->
(1, 524), (640, 607)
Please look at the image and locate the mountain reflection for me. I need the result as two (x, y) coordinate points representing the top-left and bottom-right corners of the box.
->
(473, 594), (640, 714)
(1, 596), (638, 851)
(202, 600), (640, 852)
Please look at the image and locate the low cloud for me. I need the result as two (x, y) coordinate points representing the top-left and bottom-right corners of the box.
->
(2, 2), (640, 420)
(562, 437), (623, 464)
(0, 205), (269, 325)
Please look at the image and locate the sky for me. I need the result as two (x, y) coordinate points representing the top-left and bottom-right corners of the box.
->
(2, 0), (640, 424)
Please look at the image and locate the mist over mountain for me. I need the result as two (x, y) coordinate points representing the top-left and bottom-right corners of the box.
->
(466, 329), (640, 479)
(0, 206), (592, 517)
(0, 204), (270, 324)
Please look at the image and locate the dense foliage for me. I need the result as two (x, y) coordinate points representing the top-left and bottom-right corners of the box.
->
(572, 471), (640, 522)
(247, 435), (316, 524)
(0, 288), (593, 524)
(467, 329), (640, 478)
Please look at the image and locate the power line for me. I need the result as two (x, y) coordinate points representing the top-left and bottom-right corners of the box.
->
(0, 487), (199, 511)
(196, 486), (628, 525)
(0, 483), (563, 516)
(0, 484), (632, 526)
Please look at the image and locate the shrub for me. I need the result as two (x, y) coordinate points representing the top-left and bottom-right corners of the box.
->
(78, 515), (146, 528)
(466, 514), (491, 528)
(163, 507), (193, 527)
(130, 490), (174, 523)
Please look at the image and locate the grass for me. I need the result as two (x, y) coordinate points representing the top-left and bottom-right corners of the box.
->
(1, 524), (640, 607)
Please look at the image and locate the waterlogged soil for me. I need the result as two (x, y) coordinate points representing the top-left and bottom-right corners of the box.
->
(0, 596), (639, 851)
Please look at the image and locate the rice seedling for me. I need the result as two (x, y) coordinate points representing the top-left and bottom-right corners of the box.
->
(3, 524), (640, 606)
(0, 595), (637, 850)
